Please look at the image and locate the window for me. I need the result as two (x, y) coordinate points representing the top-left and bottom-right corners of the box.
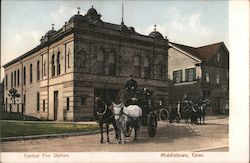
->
(17, 69), (20, 86)
(14, 71), (16, 87)
(17, 104), (19, 113)
(216, 74), (220, 84)
(96, 50), (104, 74)
(185, 68), (196, 81)
(37, 92), (40, 112)
(11, 72), (13, 88)
(158, 62), (164, 79)
(133, 56), (140, 77)
(5, 98), (7, 111)
(66, 97), (70, 111)
(23, 66), (26, 85)
(67, 50), (71, 68)
(30, 64), (33, 83)
(37, 61), (40, 81)
(217, 53), (220, 61)
(108, 53), (115, 75)
(80, 96), (86, 105)
(173, 70), (182, 83)
(57, 52), (61, 75)
(52, 54), (55, 77)
(5, 75), (8, 90)
(205, 73), (210, 83)
(23, 94), (26, 110)
(42, 100), (45, 112)
(43, 61), (46, 76)
(144, 57), (150, 79)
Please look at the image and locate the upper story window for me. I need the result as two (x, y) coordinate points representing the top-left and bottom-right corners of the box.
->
(5, 75), (8, 90)
(96, 50), (104, 74)
(205, 73), (210, 83)
(17, 69), (20, 86)
(185, 68), (196, 82)
(67, 49), (71, 68)
(11, 72), (13, 88)
(52, 54), (55, 77)
(108, 53), (115, 75)
(14, 71), (16, 87)
(57, 52), (61, 75)
(133, 55), (141, 77)
(23, 66), (26, 85)
(43, 61), (46, 76)
(158, 61), (165, 79)
(30, 64), (33, 83)
(173, 70), (182, 83)
(144, 57), (150, 79)
(37, 61), (40, 81)
(217, 53), (221, 62)
(216, 73), (220, 84)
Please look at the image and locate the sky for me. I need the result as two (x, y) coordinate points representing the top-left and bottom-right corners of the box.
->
(1, 0), (229, 80)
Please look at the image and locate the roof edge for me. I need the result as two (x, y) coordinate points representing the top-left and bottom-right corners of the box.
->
(169, 42), (201, 62)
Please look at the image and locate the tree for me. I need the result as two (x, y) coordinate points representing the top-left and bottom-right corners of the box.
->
(8, 88), (20, 105)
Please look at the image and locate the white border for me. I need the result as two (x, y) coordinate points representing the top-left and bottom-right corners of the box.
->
(1, 1), (249, 163)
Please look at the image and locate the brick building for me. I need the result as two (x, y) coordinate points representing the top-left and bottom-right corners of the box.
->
(168, 42), (229, 114)
(3, 6), (169, 121)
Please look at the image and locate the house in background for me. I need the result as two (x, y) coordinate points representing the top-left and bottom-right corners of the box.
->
(168, 42), (229, 114)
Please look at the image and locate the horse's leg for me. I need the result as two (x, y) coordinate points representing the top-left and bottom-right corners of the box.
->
(112, 120), (119, 141)
(106, 122), (110, 143)
(99, 123), (103, 144)
(133, 121), (138, 141)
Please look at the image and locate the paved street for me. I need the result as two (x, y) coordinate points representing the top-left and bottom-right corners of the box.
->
(1, 116), (228, 152)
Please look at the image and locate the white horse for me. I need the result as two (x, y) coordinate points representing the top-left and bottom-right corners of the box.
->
(112, 102), (142, 144)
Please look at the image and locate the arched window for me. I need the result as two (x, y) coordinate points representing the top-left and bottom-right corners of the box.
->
(205, 73), (209, 83)
(108, 53), (115, 75)
(144, 57), (150, 79)
(67, 49), (71, 68)
(43, 61), (46, 76)
(133, 56), (140, 77)
(57, 52), (61, 75)
(52, 54), (55, 77)
(96, 50), (104, 74)
(37, 61), (40, 81)
(14, 71), (16, 87)
(23, 66), (26, 85)
(158, 62), (164, 79)
(216, 73), (220, 84)
(30, 64), (33, 83)
(17, 69), (20, 86)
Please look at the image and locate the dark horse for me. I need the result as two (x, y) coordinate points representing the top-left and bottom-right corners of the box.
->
(196, 99), (211, 125)
(95, 97), (119, 143)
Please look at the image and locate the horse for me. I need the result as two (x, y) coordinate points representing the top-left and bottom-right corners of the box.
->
(181, 100), (193, 124)
(95, 97), (119, 144)
(112, 102), (142, 144)
(196, 99), (211, 125)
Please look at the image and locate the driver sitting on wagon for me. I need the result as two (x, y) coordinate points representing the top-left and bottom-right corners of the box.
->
(125, 74), (138, 105)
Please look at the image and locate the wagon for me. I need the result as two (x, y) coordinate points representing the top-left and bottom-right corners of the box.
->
(123, 90), (158, 137)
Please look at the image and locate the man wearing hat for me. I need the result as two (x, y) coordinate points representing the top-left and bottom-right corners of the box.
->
(125, 74), (137, 98)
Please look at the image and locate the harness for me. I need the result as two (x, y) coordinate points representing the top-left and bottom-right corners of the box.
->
(114, 105), (140, 123)
(96, 101), (114, 123)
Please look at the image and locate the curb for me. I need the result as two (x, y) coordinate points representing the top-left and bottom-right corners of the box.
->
(1, 129), (113, 142)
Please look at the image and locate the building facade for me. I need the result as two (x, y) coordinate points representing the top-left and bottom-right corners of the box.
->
(3, 7), (169, 121)
(168, 42), (229, 114)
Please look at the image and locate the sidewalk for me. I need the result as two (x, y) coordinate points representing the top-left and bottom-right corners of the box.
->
(1, 115), (228, 142)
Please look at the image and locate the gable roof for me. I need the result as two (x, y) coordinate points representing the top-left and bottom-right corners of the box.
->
(170, 42), (228, 62)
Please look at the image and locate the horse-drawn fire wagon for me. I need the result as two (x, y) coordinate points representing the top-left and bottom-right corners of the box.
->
(122, 89), (160, 137)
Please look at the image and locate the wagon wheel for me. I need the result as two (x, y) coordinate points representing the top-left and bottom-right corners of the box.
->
(159, 108), (169, 121)
(147, 111), (157, 137)
(125, 125), (133, 137)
